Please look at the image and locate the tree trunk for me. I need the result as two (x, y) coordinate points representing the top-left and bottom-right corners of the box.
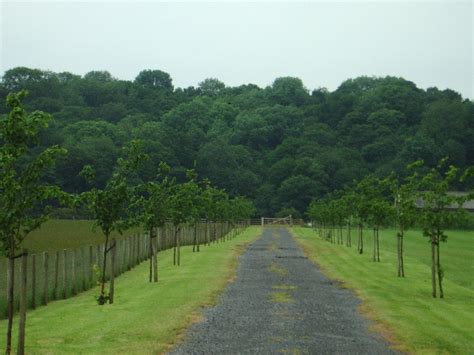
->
(376, 227), (380, 262)
(6, 255), (15, 355)
(99, 233), (110, 305)
(177, 226), (181, 266)
(431, 240), (437, 298)
(400, 230), (404, 277)
(195, 223), (200, 252)
(436, 234), (443, 298)
(358, 223), (364, 254)
(173, 227), (177, 265)
(152, 233), (158, 282)
(193, 223), (197, 252)
(373, 228), (376, 262)
(18, 251), (27, 355)
(397, 232), (401, 277)
(109, 239), (116, 304)
(347, 222), (351, 247)
(149, 228), (153, 282)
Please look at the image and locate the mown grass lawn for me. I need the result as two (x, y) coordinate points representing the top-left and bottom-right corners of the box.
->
(292, 227), (474, 354)
(0, 226), (261, 354)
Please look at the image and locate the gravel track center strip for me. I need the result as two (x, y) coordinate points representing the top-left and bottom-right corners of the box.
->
(170, 227), (396, 354)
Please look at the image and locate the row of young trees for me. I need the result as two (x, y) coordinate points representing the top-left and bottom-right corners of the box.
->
(308, 160), (473, 298)
(0, 91), (255, 354)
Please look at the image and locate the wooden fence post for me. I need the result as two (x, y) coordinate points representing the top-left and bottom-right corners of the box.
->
(131, 235), (135, 268)
(139, 235), (143, 262)
(81, 247), (86, 291)
(53, 251), (59, 300)
(89, 245), (93, 286)
(18, 250), (28, 355)
(72, 249), (77, 295)
(136, 234), (140, 264)
(63, 249), (67, 299)
(31, 254), (36, 310)
(125, 236), (131, 271)
(43, 251), (49, 305)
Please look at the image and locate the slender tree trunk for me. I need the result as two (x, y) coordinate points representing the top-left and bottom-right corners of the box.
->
(177, 226), (181, 266)
(347, 222), (351, 247)
(397, 232), (401, 277)
(99, 233), (110, 304)
(193, 223), (197, 252)
(358, 223), (364, 254)
(346, 223), (348, 246)
(400, 230), (404, 277)
(357, 226), (360, 252)
(373, 228), (376, 262)
(149, 228), (153, 282)
(152, 232), (158, 282)
(6, 254), (14, 355)
(173, 227), (177, 265)
(431, 240), (437, 298)
(18, 251), (27, 355)
(436, 233), (443, 298)
(196, 223), (200, 252)
(376, 227), (380, 262)
(109, 239), (116, 304)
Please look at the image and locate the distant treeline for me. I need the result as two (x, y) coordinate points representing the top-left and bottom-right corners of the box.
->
(1, 67), (472, 217)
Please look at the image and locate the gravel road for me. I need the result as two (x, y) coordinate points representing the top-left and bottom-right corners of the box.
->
(170, 227), (396, 354)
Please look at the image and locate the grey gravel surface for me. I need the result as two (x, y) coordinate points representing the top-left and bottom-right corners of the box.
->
(170, 227), (396, 354)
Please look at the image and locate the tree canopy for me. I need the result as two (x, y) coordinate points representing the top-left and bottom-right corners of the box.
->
(1, 68), (472, 216)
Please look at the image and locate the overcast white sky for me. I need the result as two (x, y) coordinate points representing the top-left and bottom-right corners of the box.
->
(1, 1), (472, 98)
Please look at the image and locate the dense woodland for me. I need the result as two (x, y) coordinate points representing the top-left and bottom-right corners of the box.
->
(1, 67), (472, 217)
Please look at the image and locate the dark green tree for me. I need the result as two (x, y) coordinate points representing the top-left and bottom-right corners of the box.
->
(0, 91), (68, 354)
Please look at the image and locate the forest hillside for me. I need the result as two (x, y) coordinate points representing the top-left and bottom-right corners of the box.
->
(1, 67), (472, 217)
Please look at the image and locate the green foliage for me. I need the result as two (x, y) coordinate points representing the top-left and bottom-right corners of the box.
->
(0, 91), (68, 257)
(416, 159), (470, 240)
(1, 69), (472, 216)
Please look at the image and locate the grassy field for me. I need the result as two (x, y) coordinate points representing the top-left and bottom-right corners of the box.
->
(20, 219), (142, 253)
(0, 226), (261, 354)
(292, 227), (474, 354)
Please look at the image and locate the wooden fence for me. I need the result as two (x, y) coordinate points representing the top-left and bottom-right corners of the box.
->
(0, 220), (241, 318)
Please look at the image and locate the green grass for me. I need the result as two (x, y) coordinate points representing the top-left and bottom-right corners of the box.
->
(292, 227), (474, 354)
(21, 219), (142, 253)
(0, 226), (261, 354)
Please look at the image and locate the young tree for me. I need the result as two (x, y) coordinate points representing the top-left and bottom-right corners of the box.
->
(201, 186), (228, 244)
(80, 140), (144, 304)
(230, 196), (255, 236)
(135, 162), (173, 282)
(340, 188), (357, 247)
(353, 177), (376, 254)
(416, 159), (471, 298)
(386, 165), (420, 277)
(168, 170), (201, 266)
(366, 178), (393, 262)
(0, 91), (68, 354)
